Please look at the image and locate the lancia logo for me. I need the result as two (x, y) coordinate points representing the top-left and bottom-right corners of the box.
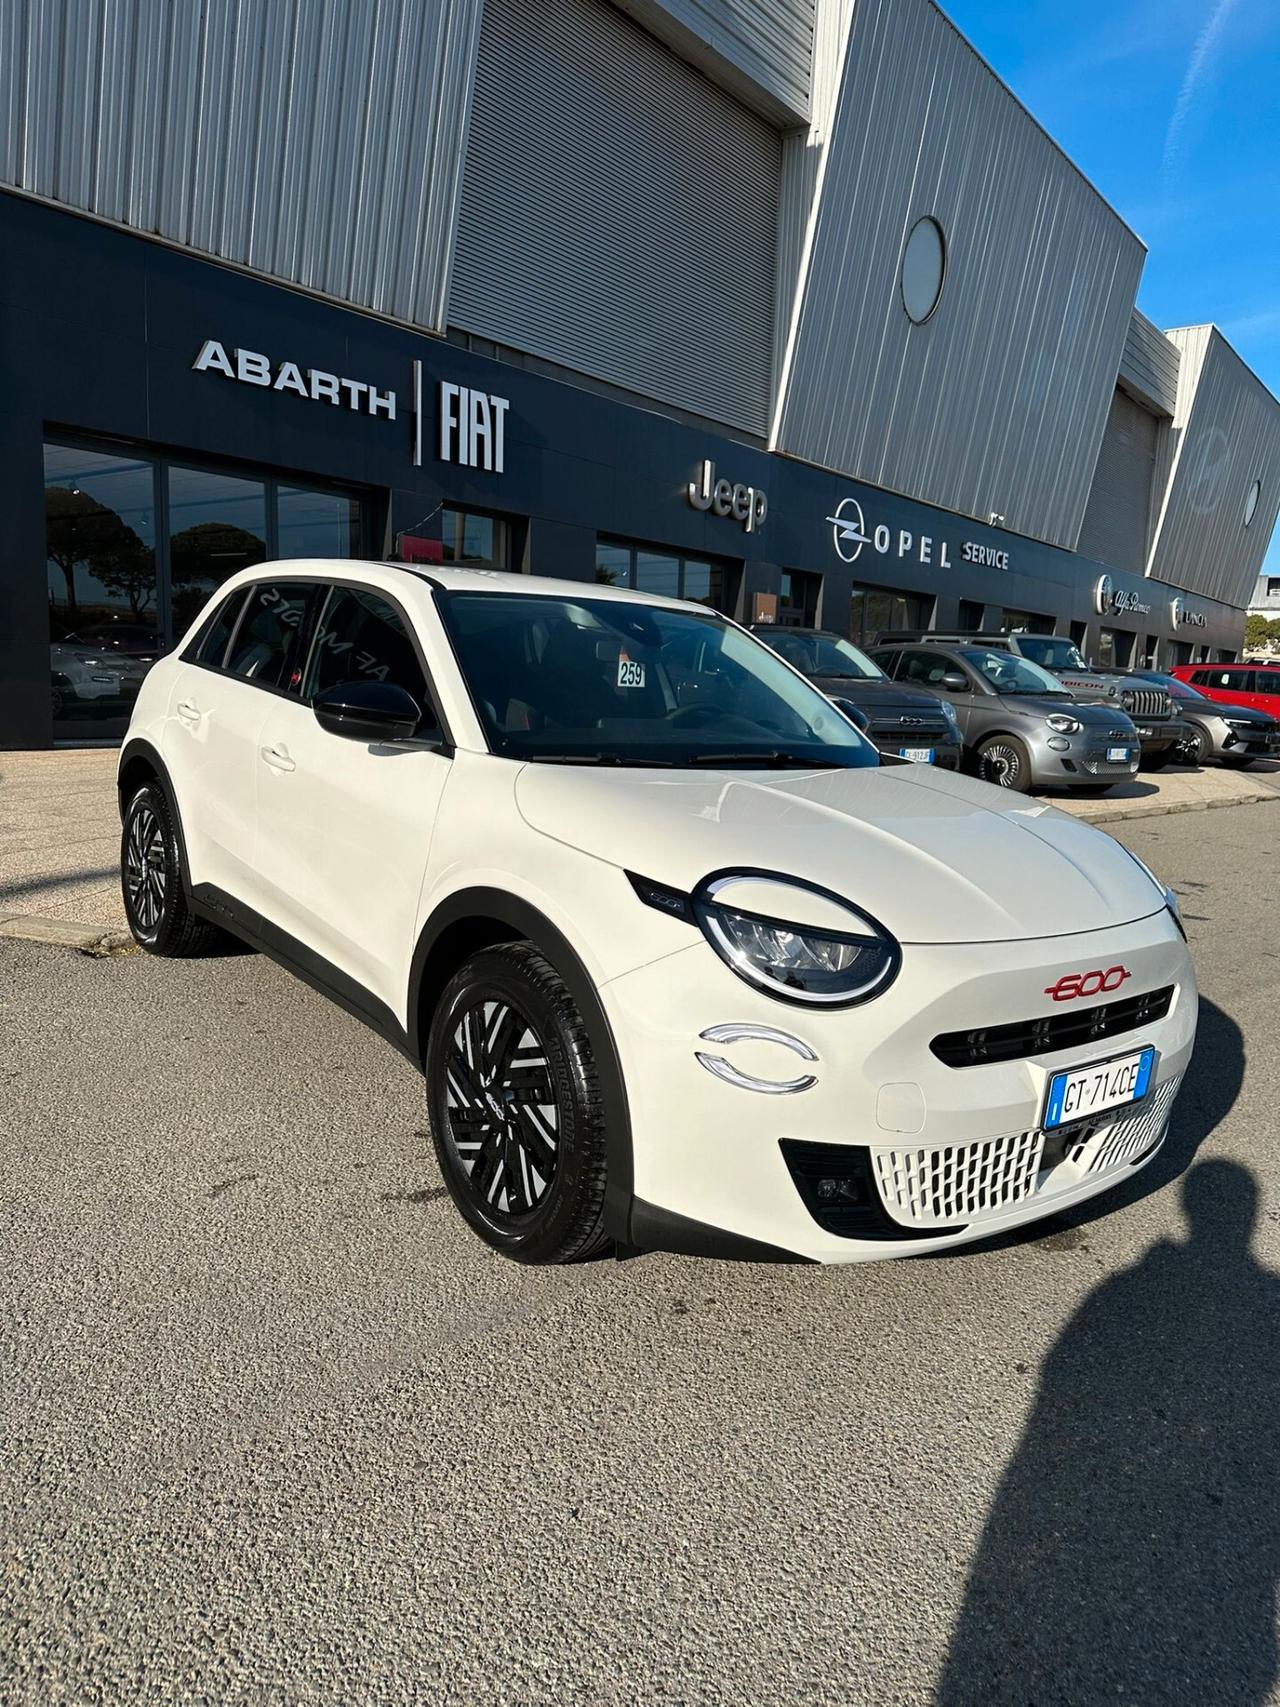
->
(829, 497), (869, 564)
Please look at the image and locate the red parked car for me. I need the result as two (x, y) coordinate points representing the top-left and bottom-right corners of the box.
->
(1170, 662), (1280, 715)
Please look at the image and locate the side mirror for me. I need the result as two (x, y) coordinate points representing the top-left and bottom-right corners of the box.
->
(831, 696), (870, 731)
(313, 678), (427, 744)
(939, 671), (969, 692)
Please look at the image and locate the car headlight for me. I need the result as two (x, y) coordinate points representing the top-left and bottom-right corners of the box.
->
(1123, 847), (1185, 940)
(1226, 718), (1255, 730)
(1045, 713), (1082, 734)
(628, 870), (901, 1007)
(938, 700), (960, 731)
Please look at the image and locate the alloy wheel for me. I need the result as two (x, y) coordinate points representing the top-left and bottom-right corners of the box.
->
(981, 742), (1023, 787)
(124, 802), (167, 933)
(445, 998), (560, 1219)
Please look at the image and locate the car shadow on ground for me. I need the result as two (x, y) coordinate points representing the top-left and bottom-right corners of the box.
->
(935, 998), (1280, 1705)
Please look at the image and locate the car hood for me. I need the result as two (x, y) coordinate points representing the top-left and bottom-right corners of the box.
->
(808, 676), (946, 715)
(514, 761), (1165, 945)
(1196, 702), (1273, 726)
(994, 696), (1132, 727)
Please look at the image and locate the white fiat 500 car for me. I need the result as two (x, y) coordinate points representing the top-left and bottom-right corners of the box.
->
(118, 563), (1197, 1265)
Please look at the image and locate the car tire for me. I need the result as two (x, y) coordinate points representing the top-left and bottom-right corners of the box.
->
(426, 942), (612, 1265)
(976, 734), (1033, 792)
(121, 781), (229, 958)
(1177, 725), (1208, 767)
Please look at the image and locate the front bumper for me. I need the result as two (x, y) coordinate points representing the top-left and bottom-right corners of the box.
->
(604, 909), (1196, 1263)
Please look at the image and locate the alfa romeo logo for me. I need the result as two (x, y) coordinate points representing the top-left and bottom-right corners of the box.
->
(829, 497), (870, 564)
(1094, 574), (1116, 616)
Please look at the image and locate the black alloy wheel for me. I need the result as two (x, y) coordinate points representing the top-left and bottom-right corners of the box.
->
(976, 734), (1032, 792)
(426, 943), (611, 1264)
(120, 782), (228, 957)
(1176, 724), (1208, 767)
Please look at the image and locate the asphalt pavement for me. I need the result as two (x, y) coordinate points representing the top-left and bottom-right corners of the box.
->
(3, 804), (1279, 1705)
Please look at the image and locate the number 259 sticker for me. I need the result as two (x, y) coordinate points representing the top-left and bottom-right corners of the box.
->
(617, 653), (646, 689)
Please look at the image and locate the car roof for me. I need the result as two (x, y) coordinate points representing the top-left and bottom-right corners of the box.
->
(223, 558), (699, 614)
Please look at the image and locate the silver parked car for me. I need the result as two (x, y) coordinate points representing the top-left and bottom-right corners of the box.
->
(1120, 669), (1280, 768)
(868, 641), (1141, 793)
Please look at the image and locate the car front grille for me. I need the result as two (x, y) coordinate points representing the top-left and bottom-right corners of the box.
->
(1082, 739), (1139, 775)
(931, 984), (1175, 1067)
(867, 716), (952, 743)
(873, 1128), (1042, 1225)
(869, 1076), (1181, 1232)
(1121, 687), (1172, 719)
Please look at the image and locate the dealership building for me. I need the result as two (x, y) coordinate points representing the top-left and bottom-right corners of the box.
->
(3, 0), (1280, 748)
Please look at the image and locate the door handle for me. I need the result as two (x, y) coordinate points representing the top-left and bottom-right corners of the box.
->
(176, 700), (202, 723)
(260, 744), (296, 773)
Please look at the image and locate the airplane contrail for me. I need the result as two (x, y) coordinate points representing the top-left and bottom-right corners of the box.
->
(1163, 0), (1239, 180)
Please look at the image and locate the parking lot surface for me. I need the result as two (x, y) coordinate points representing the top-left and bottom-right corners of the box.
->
(3, 804), (1279, 1705)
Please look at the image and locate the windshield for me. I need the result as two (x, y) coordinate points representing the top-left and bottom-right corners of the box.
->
(764, 630), (885, 682)
(1146, 673), (1205, 701)
(437, 593), (880, 768)
(960, 647), (1071, 698)
(1013, 635), (1090, 672)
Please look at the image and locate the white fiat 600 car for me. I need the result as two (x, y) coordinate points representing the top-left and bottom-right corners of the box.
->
(118, 564), (1197, 1265)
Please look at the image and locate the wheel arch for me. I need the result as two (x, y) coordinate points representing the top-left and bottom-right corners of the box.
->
(409, 887), (634, 1237)
(117, 740), (195, 896)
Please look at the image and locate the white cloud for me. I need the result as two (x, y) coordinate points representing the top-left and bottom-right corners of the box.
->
(1162, 0), (1240, 181)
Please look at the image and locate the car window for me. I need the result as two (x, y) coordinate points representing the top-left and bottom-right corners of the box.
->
(190, 588), (249, 668)
(1254, 671), (1280, 695)
(1203, 668), (1252, 691)
(958, 647), (1068, 696)
(899, 648), (959, 689)
(1013, 635), (1088, 672)
(225, 581), (316, 692)
(305, 586), (435, 726)
(436, 591), (877, 768)
(870, 648), (900, 677)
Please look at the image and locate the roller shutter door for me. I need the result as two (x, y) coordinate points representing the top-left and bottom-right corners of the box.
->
(1078, 389), (1159, 574)
(449, 0), (779, 434)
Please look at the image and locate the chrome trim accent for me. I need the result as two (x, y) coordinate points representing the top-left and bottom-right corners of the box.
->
(694, 1052), (817, 1095)
(698, 1022), (818, 1061)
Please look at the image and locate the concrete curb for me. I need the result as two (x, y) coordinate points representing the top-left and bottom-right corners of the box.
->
(1067, 788), (1280, 827)
(0, 915), (136, 956)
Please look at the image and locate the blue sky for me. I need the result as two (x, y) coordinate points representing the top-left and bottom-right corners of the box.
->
(943, 0), (1280, 573)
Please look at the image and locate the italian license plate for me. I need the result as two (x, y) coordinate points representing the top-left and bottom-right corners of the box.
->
(1107, 745), (1131, 762)
(899, 746), (935, 763)
(1043, 1045), (1156, 1131)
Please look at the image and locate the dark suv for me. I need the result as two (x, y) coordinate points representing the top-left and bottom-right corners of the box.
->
(748, 626), (962, 768)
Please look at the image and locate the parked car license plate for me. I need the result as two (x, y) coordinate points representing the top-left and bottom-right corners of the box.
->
(898, 746), (935, 763)
(1043, 1045), (1155, 1130)
(1106, 744), (1132, 762)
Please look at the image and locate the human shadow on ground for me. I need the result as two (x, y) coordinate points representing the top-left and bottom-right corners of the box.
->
(937, 1000), (1278, 1704)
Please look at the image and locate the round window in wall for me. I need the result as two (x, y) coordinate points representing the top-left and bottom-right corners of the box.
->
(1245, 478), (1262, 527)
(901, 217), (947, 324)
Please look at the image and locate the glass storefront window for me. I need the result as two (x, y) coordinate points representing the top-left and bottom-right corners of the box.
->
(635, 552), (681, 599)
(43, 438), (367, 740)
(594, 539), (733, 611)
(851, 586), (934, 647)
(1002, 608), (1054, 633)
(167, 465), (268, 636)
(45, 444), (160, 741)
(442, 507), (507, 567)
(779, 570), (821, 628)
(278, 485), (361, 561)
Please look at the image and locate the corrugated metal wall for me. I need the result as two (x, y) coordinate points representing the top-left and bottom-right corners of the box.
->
(1147, 327), (1280, 607)
(450, 0), (781, 434)
(772, 0), (1145, 551)
(614, 0), (815, 121)
(1077, 389), (1159, 574)
(0, 0), (482, 330)
(1118, 310), (1179, 418)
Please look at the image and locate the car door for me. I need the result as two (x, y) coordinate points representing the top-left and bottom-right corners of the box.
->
(161, 581), (314, 901)
(1248, 668), (1280, 714)
(1195, 666), (1253, 709)
(253, 580), (452, 1020)
(895, 648), (983, 743)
